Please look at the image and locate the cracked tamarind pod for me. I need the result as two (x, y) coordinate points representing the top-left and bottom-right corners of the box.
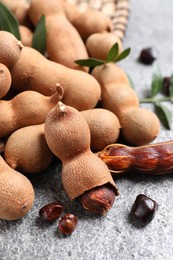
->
(44, 101), (119, 214)
(97, 141), (173, 175)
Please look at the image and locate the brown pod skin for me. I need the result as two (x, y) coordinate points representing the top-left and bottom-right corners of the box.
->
(19, 25), (33, 47)
(119, 107), (160, 146)
(45, 15), (89, 71)
(10, 47), (101, 111)
(0, 63), (11, 98)
(0, 138), (6, 154)
(0, 88), (61, 138)
(4, 124), (53, 174)
(72, 9), (113, 42)
(91, 63), (129, 86)
(86, 32), (123, 60)
(100, 83), (139, 118)
(62, 152), (118, 201)
(28, 0), (89, 71)
(92, 63), (159, 145)
(28, 0), (64, 24)
(62, 1), (81, 23)
(81, 108), (121, 151)
(0, 156), (34, 220)
(98, 140), (173, 175)
(45, 102), (91, 161)
(0, 31), (23, 68)
(44, 102), (119, 213)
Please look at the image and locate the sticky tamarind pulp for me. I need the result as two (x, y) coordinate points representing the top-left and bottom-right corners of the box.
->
(97, 141), (173, 175)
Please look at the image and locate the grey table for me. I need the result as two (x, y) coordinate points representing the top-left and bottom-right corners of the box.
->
(1, 0), (173, 259)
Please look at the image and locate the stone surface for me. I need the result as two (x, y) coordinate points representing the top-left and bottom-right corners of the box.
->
(1, 0), (173, 259)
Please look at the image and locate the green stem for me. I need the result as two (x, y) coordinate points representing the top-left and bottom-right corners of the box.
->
(140, 96), (173, 104)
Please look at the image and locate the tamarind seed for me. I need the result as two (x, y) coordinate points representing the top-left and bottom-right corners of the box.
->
(39, 202), (63, 222)
(138, 47), (158, 65)
(162, 77), (170, 96)
(130, 194), (158, 225)
(80, 184), (115, 214)
(58, 214), (78, 235)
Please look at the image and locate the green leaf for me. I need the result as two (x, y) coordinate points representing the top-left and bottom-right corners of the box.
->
(106, 43), (119, 62)
(75, 45), (131, 67)
(155, 103), (172, 129)
(0, 1), (20, 40)
(169, 73), (173, 97)
(115, 47), (131, 62)
(150, 63), (163, 97)
(126, 74), (135, 89)
(32, 15), (46, 55)
(75, 58), (106, 68)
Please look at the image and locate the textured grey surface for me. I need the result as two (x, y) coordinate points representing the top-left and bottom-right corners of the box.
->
(1, 0), (173, 259)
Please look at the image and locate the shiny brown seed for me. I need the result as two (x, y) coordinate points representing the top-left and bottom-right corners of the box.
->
(130, 194), (158, 225)
(58, 214), (78, 235)
(39, 202), (63, 222)
(162, 76), (170, 96)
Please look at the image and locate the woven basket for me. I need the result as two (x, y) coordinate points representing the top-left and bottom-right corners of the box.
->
(65, 0), (130, 40)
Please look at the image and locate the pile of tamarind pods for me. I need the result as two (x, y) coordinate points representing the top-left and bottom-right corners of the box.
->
(0, 0), (167, 221)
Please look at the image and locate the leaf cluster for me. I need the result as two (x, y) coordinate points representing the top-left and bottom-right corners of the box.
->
(75, 43), (131, 68)
(140, 63), (173, 130)
(151, 64), (173, 129)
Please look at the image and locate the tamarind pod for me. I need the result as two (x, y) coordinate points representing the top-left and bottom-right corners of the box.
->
(97, 141), (173, 175)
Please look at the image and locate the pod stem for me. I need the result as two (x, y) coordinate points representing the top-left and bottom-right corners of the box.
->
(17, 41), (24, 50)
(56, 83), (64, 101)
(140, 96), (173, 104)
(50, 84), (64, 103)
(58, 101), (67, 114)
